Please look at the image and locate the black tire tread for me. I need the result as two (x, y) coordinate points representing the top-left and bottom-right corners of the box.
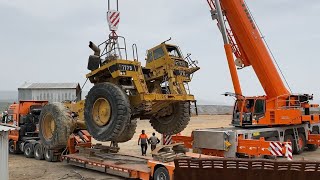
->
(150, 102), (190, 135)
(24, 143), (34, 158)
(34, 144), (44, 160)
(154, 167), (170, 180)
(294, 133), (306, 154)
(114, 119), (137, 142)
(39, 103), (75, 150)
(84, 82), (131, 141)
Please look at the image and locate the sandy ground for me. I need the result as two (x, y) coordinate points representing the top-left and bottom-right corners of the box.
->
(9, 115), (320, 179)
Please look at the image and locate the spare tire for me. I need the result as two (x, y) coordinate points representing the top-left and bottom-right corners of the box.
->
(150, 102), (190, 135)
(84, 82), (131, 141)
(114, 119), (137, 143)
(39, 103), (76, 149)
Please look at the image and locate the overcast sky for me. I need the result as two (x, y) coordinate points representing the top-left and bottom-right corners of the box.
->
(0, 0), (320, 105)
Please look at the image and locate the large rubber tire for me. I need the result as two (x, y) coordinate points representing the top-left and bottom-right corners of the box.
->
(154, 167), (170, 180)
(114, 119), (137, 143)
(39, 103), (76, 149)
(284, 134), (294, 148)
(307, 131), (319, 151)
(24, 143), (34, 158)
(44, 148), (59, 162)
(84, 82), (131, 142)
(34, 144), (44, 160)
(150, 102), (190, 135)
(294, 133), (306, 154)
(9, 141), (18, 154)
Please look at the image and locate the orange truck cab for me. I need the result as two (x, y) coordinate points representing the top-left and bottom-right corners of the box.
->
(6, 101), (48, 155)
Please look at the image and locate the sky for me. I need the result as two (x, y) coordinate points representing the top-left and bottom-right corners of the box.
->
(0, 0), (320, 105)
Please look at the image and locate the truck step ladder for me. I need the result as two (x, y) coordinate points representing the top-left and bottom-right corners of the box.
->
(293, 127), (300, 151)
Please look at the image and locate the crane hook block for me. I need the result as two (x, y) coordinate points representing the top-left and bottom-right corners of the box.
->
(107, 10), (120, 31)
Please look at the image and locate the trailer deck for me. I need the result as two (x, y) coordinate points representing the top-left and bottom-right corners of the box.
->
(62, 153), (151, 179)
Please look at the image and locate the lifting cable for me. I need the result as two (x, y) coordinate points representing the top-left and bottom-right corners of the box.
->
(244, 1), (293, 93)
(73, 78), (88, 102)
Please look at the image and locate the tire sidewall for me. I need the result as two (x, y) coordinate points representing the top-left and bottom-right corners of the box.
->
(9, 141), (15, 154)
(84, 83), (130, 141)
(39, 106), (56, 148)
(24, 143), (34, 158)
(34, 144), (44, 160)
(39, 103), (73, 149)
(154, 167), (170, 180)
(44, 148), (53, 162)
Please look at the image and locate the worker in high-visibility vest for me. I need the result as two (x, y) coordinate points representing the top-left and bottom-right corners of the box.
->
(138, 130), (148, 156)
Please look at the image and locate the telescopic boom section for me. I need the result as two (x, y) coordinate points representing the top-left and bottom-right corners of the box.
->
(218, 0), (289, 99)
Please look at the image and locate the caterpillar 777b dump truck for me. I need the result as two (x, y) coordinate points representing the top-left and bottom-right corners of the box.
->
(37, 1), (199, 149)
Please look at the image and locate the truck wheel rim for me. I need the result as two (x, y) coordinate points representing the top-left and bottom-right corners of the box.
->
(9, 144), (15, 152)
(35, 148), (40, 157)
(42, 113), (55, 140)
(26, 147), (30, 155)
(45, 150), (50, 159)
(92, 98), (111, 126)
(157, 172), (167, 180)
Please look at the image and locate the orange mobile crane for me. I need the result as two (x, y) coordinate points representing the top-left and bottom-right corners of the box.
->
(175, 0), (320, 157)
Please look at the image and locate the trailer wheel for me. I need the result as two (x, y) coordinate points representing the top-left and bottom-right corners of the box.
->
(39, 103), (76, 150)
(294, 133), (306, 154)
(114, 119), (137, 142)
(9, 141), (17, 154)
(24, 143), (34, 158)
(84, 82), (131, 141)
(34, 144), (44, 160)
(307, 131), (319, 151)
(154, 167), (170, 180)
(150, 102), (190, 135)
(44, 148), (59, 162)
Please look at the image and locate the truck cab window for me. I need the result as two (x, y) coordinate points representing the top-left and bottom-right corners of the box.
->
(254, 99), (265, 115)
(166, 45), (182, 58)
(153, 47), (165, 60)
(147, 52), (153, 62)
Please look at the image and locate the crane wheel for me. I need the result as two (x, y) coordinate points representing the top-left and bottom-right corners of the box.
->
(114, 119), (137, 143)
(150, 102), (190, 135)
(153, 167), (170, 180)
(39, 103), (76, 150)
(34, 144), (44, 160)
(24, 143), (34, 158)
(84, 82), (131, 142)
(294, 133), (306, 154)
(307, 131), (319, 151)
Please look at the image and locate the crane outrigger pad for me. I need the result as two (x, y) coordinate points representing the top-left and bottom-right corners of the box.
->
(174, 158), (320, 180)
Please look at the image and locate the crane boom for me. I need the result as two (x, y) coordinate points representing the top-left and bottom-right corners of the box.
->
(216, 0), (290, 99)
(209, 0), (319, 128)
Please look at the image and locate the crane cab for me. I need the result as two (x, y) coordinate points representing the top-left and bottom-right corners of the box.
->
(232, 97), (266, 127)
